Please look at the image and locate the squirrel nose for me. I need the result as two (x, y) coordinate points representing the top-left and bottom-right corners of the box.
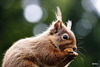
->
(73, 48), (77, 52)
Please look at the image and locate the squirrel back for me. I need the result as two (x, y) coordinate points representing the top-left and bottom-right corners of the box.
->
(2, 7), (78, 67)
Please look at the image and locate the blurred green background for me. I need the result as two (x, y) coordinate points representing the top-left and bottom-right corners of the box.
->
(0, 0), (100, 67)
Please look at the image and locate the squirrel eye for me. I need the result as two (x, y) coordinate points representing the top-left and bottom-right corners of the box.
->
(62, 35), (69, 40)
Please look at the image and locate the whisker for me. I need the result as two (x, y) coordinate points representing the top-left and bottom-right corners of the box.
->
(77, 38), (83, 40)
(77, 47), (87, 53)
(76, 38), (85, 65)
(77, 42), (84, 46)
(75, 51), (84, 64)
(78, 55), (84, 65)
(77, 50), (84, 57)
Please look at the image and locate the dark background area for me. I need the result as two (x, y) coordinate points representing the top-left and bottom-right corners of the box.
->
(0, 0), (100, 67)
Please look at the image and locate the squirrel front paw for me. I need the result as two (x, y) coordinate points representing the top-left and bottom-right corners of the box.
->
(67, 52), (78, 61)
(57, 48), (78, 67)
(64, 48), (78, 60)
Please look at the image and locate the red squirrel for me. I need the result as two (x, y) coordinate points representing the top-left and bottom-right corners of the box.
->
(2, 7), (78, 67)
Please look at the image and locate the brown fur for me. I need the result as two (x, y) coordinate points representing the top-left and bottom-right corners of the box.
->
(2, 7), (78, 67)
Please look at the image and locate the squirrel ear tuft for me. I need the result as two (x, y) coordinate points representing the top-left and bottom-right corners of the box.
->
(54, 20), (62, 30)
(55, 7), (62, 21)
(67, 20), (72, 30)
(54, 7), (62, 30)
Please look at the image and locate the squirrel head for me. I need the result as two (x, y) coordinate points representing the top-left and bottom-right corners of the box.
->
(47, 7), (77, 51)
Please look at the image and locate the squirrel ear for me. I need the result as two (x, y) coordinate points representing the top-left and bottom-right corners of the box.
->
(67, 20), (72, 30)
(54, 20), (62, 30)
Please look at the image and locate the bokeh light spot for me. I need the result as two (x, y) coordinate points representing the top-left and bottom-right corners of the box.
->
(33, 23), (48, 36)
(81, 0), (94, 12)
(82, 12), (97, 26)
(24, 4), (43, 23)
(75, 19), (92, 37)
(91, 0), (100, 16)
(21, 0), (39, 9)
